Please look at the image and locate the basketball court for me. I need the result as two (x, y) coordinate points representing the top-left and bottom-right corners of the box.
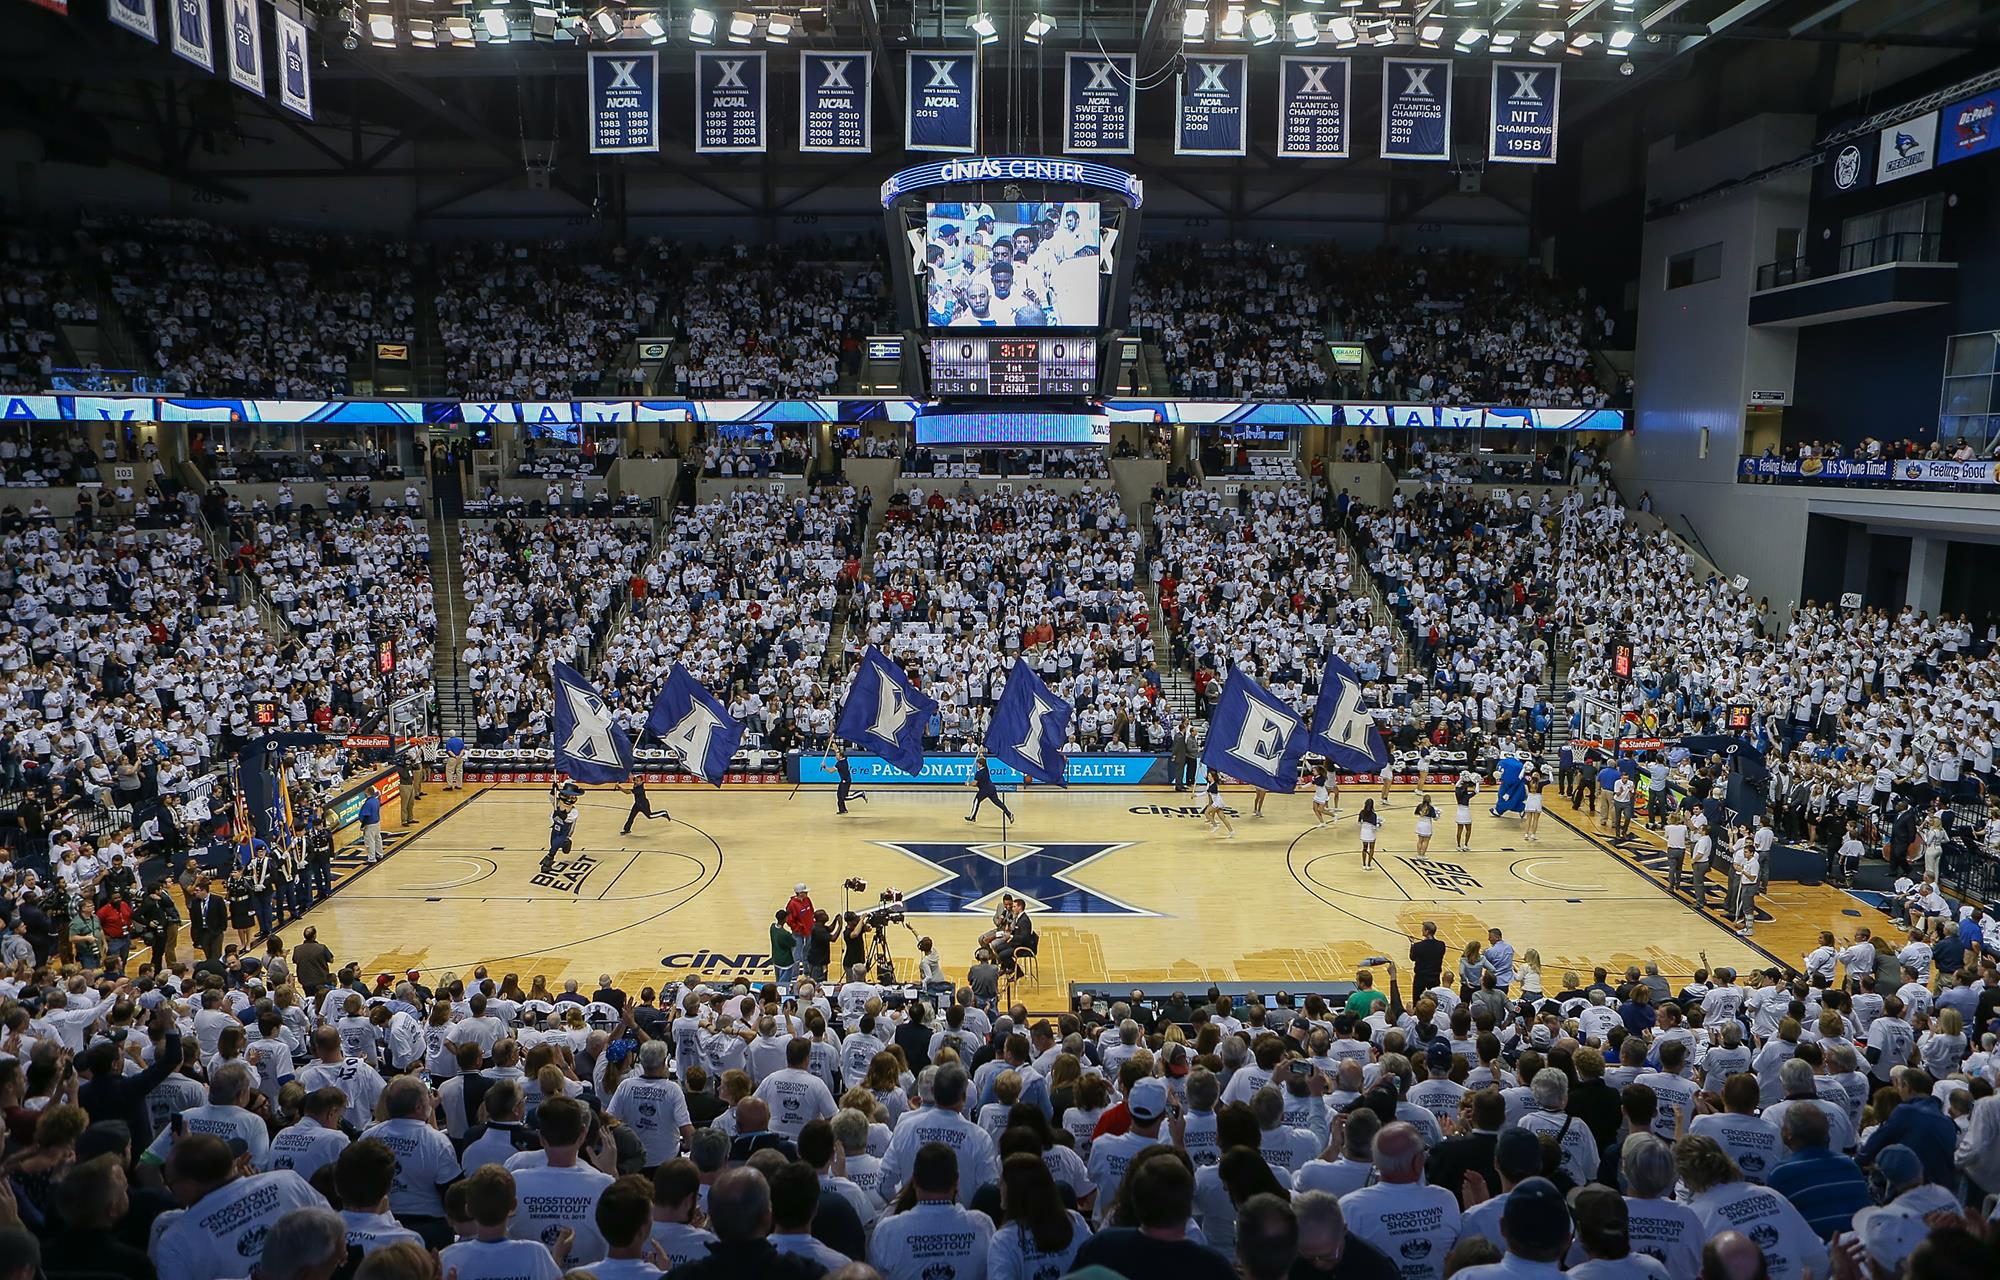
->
(296, 782), (1856, 1010)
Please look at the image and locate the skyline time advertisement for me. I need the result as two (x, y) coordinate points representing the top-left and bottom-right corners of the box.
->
(906, 49), (978, 153)
(799, 51), (871, 154)
(170, 0), (215, 73)
(695, 50), (766, 154)
(1064, 52), (1137, 155)
(109, 0), (157, 43)
(1488, 62), (1558, 164)
(1277, 56), (1350, 159)
(225, 0), (263, 98)
(275, 9), (312, 119)
(1381, 57), (1452, 161)
(1176, 54), (1248, 157)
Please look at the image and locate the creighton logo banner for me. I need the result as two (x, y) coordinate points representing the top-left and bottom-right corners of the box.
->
(1381, 57), (1452, 161)
(800, 50), (871, 154)
(696, 50), (766, 154)
(906, 49), (978, 153)
(1489, 62), (1558, 165)
(1201, 667), (1310, 794)
(1065, 52), (1136, 155)
(588, 50), (658, 154)
(1177, 54), (1248, 156)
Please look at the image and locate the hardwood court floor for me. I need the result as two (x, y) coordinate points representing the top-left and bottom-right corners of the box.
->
(298, 784), (1847, 1010)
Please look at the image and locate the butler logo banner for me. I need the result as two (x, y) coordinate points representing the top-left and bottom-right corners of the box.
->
(1277, 56), (1350, 158)
(588, 51), (658, 154)
(1065, 52), (1136, 155)
(1381, 57), (1452, 161)
(171, 0), (215, 72)
(800, 51), (871, 154)
(1877, 110), (1937, 184)
(1177, 54), (1248, 157)
(276, 9), (312, 119)
(1489, 62), (1558, 164)
(110, 0), (157, 41)
(225, 0), (263, 98)
(907, 49), (978, 153)
(696, 50), (766, 154)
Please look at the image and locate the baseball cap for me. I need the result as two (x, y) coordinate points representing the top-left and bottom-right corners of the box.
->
(1426, 1040), (1454, 1071)
(1854, 1207), (1929, 1274)
(1567, 1185), (1629, 1257)
(1531, 1024), (1555, 1048)
(1874, 1143), (1924, 1188)
(1494, 1127), (1545, 1180)
(1501, 1178), (1572, 1253)
(1161, 1044), (1191, 1078)
(1127, 1078), (1170, 1123)
(795, 882), (808, 893)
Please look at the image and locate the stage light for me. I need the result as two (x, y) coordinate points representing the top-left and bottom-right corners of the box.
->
(368, 12), (395, 42)
(688, 7), (716, 41)
(1182, 8), (1206, 38)
(637, 11), (663, 37)
(1218, 5), (1245, 39)
(1457, 26), (1485, 43)
(1490, 30), (1516, 47)
(1419, 21), (1444, 41)
(1570, 31), (1596, 47)
(1327, 15), (1355, 40)
(967, 11), (997, 41)
(589, 7), (619, 37)
(480, 6), (507, 37)
(1608, 27), (1634, 48)
(446, 13), (473, 41)
(726, 9), (754, 40)
(1288, 12), (1317, 43)
(409, 18), (435, 45)
(1024, 12), (1054, 43)
(1532, 29), (1562, 46)
(529, 5), (558, 38)
(1247, 9), (1276, 42)
(765, 11), (793, 41)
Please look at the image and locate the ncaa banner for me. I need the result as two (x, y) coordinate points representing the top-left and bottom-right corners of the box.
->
(1939, 91), (1999, 166)
(1065, 52), (1136, 155)
(1177, 54), (1248, 157)
(696, 50), (766, 154)
(1876, 110), (1937, 184)
(170, 0), (215, 72)
(1277, 56), (1350, 159)
(1489, 62), (1558, 164)
(225, 0), (263, 98)
(800, 50), (871, 154)
(906, 49), (978, 153)
(1381, 57), (1452, 161)
(110, 0), (157, 42)
(275, 9), (312, 119)
(588, 51), (658, 154)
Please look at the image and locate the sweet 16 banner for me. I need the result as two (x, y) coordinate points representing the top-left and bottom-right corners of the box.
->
(110, 0), (157, 43)
(588, 51), (657, 154)
(1065, 52), (1137, 155)
(1381, 57), (1452, 161)
(275, 9), (312, 119)
(1177, 54), (1248, 156)
(800, 51), (871, 154)
(170, 0), (215, 72)
(1278, 56), (1350, 158)
(695, 50), (766, 154)
(906, 49), (978, 153)
(225, 0), (263, 98)
(1489, 62), (1559, 164)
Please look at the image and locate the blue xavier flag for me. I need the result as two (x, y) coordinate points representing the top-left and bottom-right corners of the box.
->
(985, 661), (1073, 787)
(1310, 653), (1392, 772)
(1202, 667), (1311, 793)
(836, 646), (938, 776)
(552, 659), (634, 783)
(647, 662), (744, 787)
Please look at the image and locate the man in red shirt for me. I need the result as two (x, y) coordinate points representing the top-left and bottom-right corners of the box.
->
(96, 889), (134, 970)
(785, 884), (815, 955)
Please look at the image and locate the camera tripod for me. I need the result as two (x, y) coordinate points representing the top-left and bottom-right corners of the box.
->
(865, 916), (920, 985)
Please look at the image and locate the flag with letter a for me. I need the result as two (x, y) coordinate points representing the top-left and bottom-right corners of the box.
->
(551, 659), (633, 783)
(1309, 653), (1391, 772)
(985, 661), (1072, 787)
(1201, 666), (1310, 793)
(647, 662), (744, 787)
(835, 646), (937, 776)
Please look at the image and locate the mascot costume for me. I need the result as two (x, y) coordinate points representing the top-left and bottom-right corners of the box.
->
(1490, 756), (1527, 818)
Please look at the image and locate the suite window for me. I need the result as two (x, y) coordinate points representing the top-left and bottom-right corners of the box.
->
(1665, 243), (1721, 290)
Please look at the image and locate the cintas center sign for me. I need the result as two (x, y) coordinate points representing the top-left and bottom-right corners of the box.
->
(880, 155), (1144, 207)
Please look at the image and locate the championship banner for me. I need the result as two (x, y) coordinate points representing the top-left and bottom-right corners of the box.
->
(906, 49), (978, 154)
(800, 51), (871, 154)
(225, 0), (263, 98)
(275, 9), (312, 119)
(1939, 91), (1999, 166)
(170, 0), (215, 72)
(109, 0), (157, 41)
(1177, 54), (1248, 157)
(1488, 62), (1558, 165)
(1381, 57), (1452, 162)
(1277, 56), (1349, 159)
(1064, 51), (1136, 155)
(588, 50), (658, 154)
(695, 49), (766, 154)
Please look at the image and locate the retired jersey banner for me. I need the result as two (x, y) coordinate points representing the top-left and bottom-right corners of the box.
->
(225, 0), (263, 98)
(1381, 57), (1452, 161)
(275, 9), (313, 119)
(1177, 54), (1248, 157)
(800, 51), (871, 154)
(588, 51), (658, 154)
(109, 0), (156, 41)
(695, 50), (766, 154)
(1065, 52), (1136, 155)
(170, 0), (215, 72)
(1277, 56), (1350, 158)
(906, 49), (978, 154)
(1489, 62), (1559, 164)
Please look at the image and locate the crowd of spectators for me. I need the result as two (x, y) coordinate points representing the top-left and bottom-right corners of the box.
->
(697, 428), (812, 479)
(671, 250), (886, 398)
(0, 427), (120, 488)
(1130, 240), (1333, 399)
(434, 239), (659, 401)
(900, 447), (1108, 480)
(0, 229), (95, 393)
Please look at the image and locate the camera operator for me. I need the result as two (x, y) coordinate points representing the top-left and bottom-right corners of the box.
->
(841, 911), (869, 976)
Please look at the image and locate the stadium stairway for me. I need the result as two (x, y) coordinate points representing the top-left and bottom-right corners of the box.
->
(427, 503), (477, 739)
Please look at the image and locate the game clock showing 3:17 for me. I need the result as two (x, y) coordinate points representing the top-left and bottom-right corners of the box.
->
(928, 337), (1097, 396)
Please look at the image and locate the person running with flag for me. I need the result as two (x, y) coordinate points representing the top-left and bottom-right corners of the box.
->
(619, 777), (669, 834)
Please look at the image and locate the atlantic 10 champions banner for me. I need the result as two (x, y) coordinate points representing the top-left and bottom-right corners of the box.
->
(1278, 56), (1350, 158)
(1177, 53), (1248, 157)
(1065, 52), (1136, 155)
(800, 51), (871, 154)
(1381, 57), (1452, 161)
(906, 49), (978, 153)
(696, 50), (766, 153)
(1489, 62), (1559, 164)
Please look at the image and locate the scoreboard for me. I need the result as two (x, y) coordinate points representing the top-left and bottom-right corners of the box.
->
(928, 337), (1097, 396)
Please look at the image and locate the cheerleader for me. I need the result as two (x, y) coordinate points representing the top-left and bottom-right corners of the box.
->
(1378, 766), (1393, 807)
(1250, 785), (1268, 819)
(1412, 792), (1438, 856)
(1310, 763), (1333, 827)
(1203, 771), (1236, 839)
(1454, 775), (1478, 853)
(1357, 799), (1381, 869)
(1522, 766), (1545, 843)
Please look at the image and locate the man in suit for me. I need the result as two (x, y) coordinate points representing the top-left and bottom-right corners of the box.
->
(1422, 1084), (1504, 1202)
(188, 878), (229, 961)
(1171, 724), (1198, 791)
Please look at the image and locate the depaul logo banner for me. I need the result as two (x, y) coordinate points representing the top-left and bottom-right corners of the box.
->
(1381, 57), (1452, 161)
(794, 753), (1170, 787)
(225, 0), (263, 98)
(1065, 52), (1136, 155)
(800, 51), (871, 154)
(1177, 54), (1248, 156)
(110, 0), (157, 43)
(275, 9), (312, 120)
(170, 0), (215, 73)
(906, 49), (978, 153)
(589, 50), (659, 154)
(1939, 93), (1998, 166)
(695, 50), (766, 154)
(1489, 62), (1558, 165)
(1277, 56), (1350, 159)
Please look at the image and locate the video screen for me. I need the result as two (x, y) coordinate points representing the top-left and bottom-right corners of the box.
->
(923, 201), (1102, 328)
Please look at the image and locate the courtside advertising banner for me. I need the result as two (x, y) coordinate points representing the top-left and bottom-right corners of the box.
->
(110, 0), (158, 43)
(588, 51), (658, 154)
(1381, 57), (1452, 161)
(1177, 54), (1248, 157)
(1065, 51), (1137, 155)
(1489, 62), (1559, 164)
(906, 49), (978, 153)
(276, 9), (312, 119)
(1277, 56), (1350, 159)
(225, 0), (264, 98)
(170, 0), (215, 72)
(799, 51), (871, 154)
(695, 50), (766, 154)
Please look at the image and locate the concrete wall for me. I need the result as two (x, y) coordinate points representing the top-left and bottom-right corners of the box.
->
(611, 458), (680, 503)
(840, 458), (900, 502)
(1110, 458), (1169, 515)
(1323, 463), (1390, 509)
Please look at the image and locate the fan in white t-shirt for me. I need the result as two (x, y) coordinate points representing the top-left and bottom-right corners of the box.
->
(1677, 1135), (1828, 1280)
(1338, 1122), (1462, 1280)
(150, 1134), (331, 1280)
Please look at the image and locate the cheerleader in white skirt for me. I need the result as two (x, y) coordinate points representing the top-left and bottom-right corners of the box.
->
(1454, 776), (1478, 853)
(1357, 799), (1381, 868)
(1522, 768), (1546, 843)
(1412, 793), (1438, 856)
(1203, 772), (1236, 838)
(1311, 763), (1333, 826)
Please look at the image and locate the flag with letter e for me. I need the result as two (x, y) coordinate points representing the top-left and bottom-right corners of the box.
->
(1309, 653), (1391, 772)
(1201, 667), (1310, 793)
(985, 661), (1072, 787)
(551, 659), (633, 783)
(647, 662), (743, 787)
(836, 646), (937, 776)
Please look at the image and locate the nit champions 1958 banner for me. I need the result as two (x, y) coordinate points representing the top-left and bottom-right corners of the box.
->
(906, 49), (978, 153)
(1177, 54), (1248, 157)
(1278, 56), (1350, 158)
(588, 50), (658, 154)
(1381, 57), (1452, 162)
(1065, 52), (1136, 155)
(695, 50), (766, 154)
(800, 51), (871, 154)
(1488, 62), (1559, 164)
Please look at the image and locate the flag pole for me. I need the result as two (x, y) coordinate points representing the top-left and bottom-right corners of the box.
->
(791, 655), (858, 802)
